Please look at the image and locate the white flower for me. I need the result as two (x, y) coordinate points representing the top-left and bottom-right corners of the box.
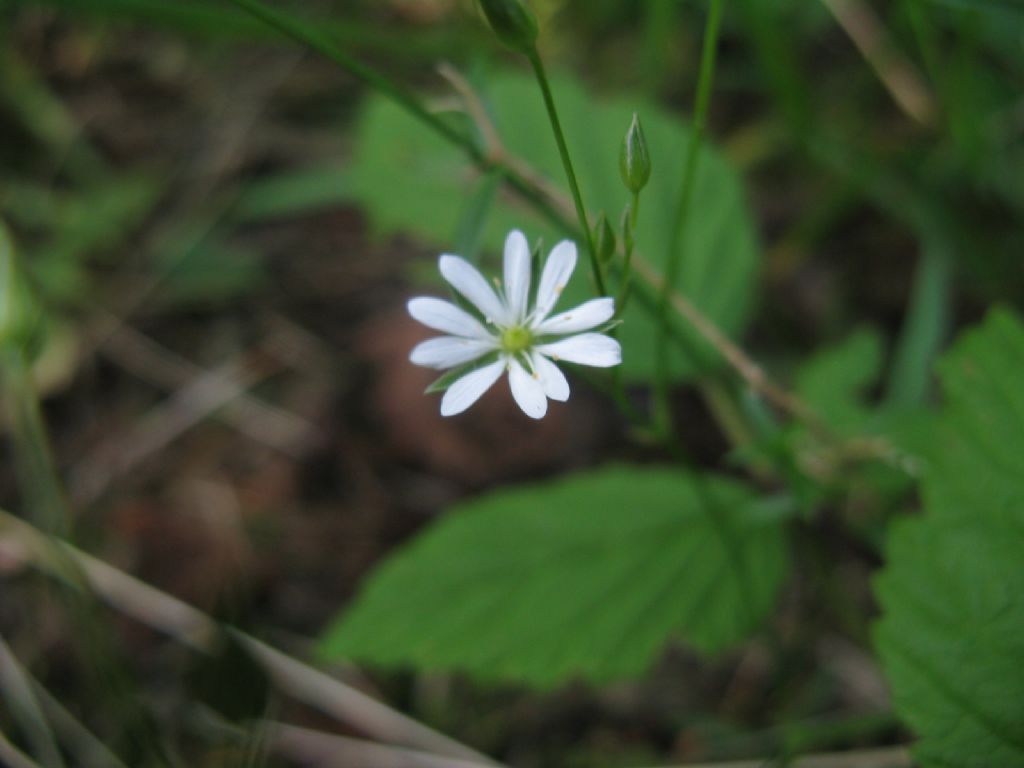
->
(408, 230), (622, 419)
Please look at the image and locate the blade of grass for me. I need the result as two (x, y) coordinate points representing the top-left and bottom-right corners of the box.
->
(30, 681), (131, 768)
(0, 507), (502, 767)
(0, 347), (68, 536)
(885, 233), (952, 406)
(641, 0), (675, 96)
(0, 731), (45, 768)
(654, 0), (725, 435)
(0, 637), (65, 768)
(10, 0), (487, 57)
(0, 48), (106, 182)
(225, 0), (468, 163)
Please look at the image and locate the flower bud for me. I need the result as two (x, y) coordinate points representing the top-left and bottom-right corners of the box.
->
(477, 0), (538, 54)
(0, 223), (40, 351)
(594, 212), (616, 265)
(619, 113), (651, 194)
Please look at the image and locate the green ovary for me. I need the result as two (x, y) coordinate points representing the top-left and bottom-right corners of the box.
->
(500, 326), (533, 355)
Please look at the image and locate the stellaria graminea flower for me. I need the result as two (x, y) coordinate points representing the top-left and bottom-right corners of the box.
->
(408, 230), (622, 419)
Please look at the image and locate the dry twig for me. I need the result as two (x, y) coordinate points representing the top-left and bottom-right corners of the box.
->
(99, 319), (316, 456)
(0, 508), (500, 767)
(821, 0), (935, 125)
(270, 722), (493, 768)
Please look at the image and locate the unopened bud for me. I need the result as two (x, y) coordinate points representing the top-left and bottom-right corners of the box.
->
(477, 0), (538, 53)
(594, 213), (616, 265)
(619, 113), (651, 194)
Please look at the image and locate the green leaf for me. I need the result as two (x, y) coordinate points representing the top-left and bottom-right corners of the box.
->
(873, 306), (1024, 768)
(926, 306), (1024, 522)
(795, 327), (884, 436)
(32, 175), (161, 301)
(157, 235), (266, 304)
(234, 165), (351, 221)
(320, 466), (788, 687)
(347, 71), (760, 384)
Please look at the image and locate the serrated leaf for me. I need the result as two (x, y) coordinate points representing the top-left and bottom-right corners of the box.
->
(320, 466), (788, 688)
(348, 71), (760, 384)
(926, 306), (1024, 523)
(873, 306), (1024, 768)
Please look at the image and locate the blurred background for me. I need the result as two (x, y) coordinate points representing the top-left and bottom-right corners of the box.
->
(0, 0), (1021, 766)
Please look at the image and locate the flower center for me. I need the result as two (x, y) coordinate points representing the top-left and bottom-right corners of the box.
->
(500, 326), (533, 355)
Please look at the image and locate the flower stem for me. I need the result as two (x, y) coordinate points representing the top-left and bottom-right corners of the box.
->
(615, 192), (641, 317)
(653, 0), (724, 435)
(229, 0), (835, 449)
(526, 49), (606, 296)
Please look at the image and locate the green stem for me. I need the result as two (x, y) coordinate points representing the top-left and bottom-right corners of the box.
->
(653, 0), (724, 435)
(1, 347), (67, 537)
(526, 49), (605, 295)
(228, 0), (463, 155)
(615, 192), (641, 316)
(0, 346), (170, 766)
(226, 0), (817, 466)
(0, 635), (66, 768)
(228, 0), (579, 241)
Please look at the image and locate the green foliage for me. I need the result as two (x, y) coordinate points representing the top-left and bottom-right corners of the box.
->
(1, 175), (160, 302)
(927, 307), (1024, 519)
(885, 237), (952, 407)
(348, 71), (760, 383)
(0, 222), (40, 351)
(926, 0), (1024, 15)
(320, 466), (789, 687)
(796, 327), (884, 437)
(234, 166), (352, 221)
(2, 0), (480, 58)
(156, 235), (266, 304)
(873, 307), (1024, 768)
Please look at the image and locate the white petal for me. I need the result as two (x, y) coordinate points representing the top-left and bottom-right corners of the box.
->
(503, 230), (531, 323)
(508, 358), (548, 420)
(532, 240), (577, 324)
(439, 255), (509, 326)
(408, 297), (490, 339)
(410, 336), (495, 369)
(440, 359), (505, 417)
(536, 333), (622, 368)
(534, 297), (615, 335)
(532, 351), (570, 402)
